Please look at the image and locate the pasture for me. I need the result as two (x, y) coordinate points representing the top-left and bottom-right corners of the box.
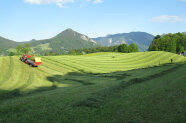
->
(0, 51), (185, 122)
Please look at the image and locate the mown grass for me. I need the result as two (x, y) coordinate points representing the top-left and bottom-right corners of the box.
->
(0, 51), (185, 122)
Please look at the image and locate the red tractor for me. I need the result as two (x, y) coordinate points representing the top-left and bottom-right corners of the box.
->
(20, 54), (42, 67)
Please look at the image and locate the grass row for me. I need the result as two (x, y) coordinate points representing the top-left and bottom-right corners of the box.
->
(0, 51), (185, 92)
(0, 62), (185, 122)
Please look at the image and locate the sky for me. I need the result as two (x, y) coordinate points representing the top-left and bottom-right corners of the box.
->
(0, 0), (186, 41)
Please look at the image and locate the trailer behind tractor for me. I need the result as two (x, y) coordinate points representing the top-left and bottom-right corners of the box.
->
(20, 54), (42, 67)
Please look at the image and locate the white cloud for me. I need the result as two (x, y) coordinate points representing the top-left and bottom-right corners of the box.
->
(56, 2), (67, 8)
(180, 0), (186, 2)
(24, 0), (75, 8)
(24, 0), (103, 7)
(93, 0), (103, 4)
(151, 15), (185, 23)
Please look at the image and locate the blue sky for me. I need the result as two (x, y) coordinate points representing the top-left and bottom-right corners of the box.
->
(0, 0), (186, 41)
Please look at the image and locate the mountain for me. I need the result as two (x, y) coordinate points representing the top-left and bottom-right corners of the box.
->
(28, 28), (98, 54)
(93, 32), (154, 51)
(0, 36), (20, 51)
(0, 36), (21, 55)
(0, 30), (155, 55)
(0, 29), (98, 55)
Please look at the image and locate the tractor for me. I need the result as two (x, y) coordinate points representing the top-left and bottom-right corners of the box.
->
(20, 54), (42, 67)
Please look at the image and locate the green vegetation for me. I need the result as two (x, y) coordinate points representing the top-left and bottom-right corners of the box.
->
(1, 31), (186, 56)
(149, 33), (186, 53)
(0, 36), (21, 56)
(29, 29), (99, 55)
(0, 29), (156, 56)
(0, 51), (185, 122)
(68, 45), (118, 55)
(16, 43), (32, 55)
(93, 32), (154, 51)
(68, 43), (139, 55)
(32, 43), (52, 55)
(0, 29), (99, 56)
(9, 52), (14, 56)
(118, 43), (139, 53)
(0, 36), (20, 51)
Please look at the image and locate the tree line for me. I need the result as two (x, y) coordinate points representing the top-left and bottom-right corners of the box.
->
(9, 43), (139, 56)
(68, 43), (139, 55)
(12, 43), (32, 56)
(148, 32), (186, 53)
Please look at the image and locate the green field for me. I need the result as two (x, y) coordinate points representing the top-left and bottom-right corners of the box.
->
(0, 51), (185, 122)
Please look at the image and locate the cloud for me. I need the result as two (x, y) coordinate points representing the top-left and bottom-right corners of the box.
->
(93, 0), (103, 4)
(151, 15), (185, 23)
(24, 0), (75, 8)
(24, 0), (103, 7)
(180, 0), (186, 2)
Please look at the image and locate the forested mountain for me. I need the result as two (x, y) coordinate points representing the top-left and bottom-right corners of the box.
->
(0, 30), (155, 55)
(2, 31), (185, 55)
(93, 32), (154, 51)
(0, 36), (20, 50)
(30, 29), (98, 54)
(0, 36), (21, 55)
(148, 33), (186, 53)
(0, 29), (98, 55)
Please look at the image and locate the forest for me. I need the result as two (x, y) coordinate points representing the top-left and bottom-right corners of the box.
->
(67, 43), (139, 55)
(148, 32), (186, 53)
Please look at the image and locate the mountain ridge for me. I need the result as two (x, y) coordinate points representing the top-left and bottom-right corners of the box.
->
(0, 29), (155, 55)
(0, 29), (98, 55)
(93, 32), (155, 51)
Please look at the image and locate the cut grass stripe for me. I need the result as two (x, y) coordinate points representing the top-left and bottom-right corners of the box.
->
(0, 57), (14, 86)
(73, 64), (183, 108)
(42, 57), (78, 72)
(19, 72), (34, 90)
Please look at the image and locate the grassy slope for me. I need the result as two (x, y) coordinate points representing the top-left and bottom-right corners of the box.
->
(29, 29), (98, 54)
(0, 36), (20, 51)
(0, 51), (185, 122)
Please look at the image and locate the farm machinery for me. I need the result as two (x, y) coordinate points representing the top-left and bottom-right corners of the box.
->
(20, 54), (42, 67)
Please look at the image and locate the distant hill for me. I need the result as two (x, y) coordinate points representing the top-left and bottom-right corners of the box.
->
(30, 29), (98, 54)
(0, 29), (98, 55)
(93, 32), (154, 51)
(0, 36), (20, 51)
(0, 30), (155, 55)
(0, 36), (21, 55)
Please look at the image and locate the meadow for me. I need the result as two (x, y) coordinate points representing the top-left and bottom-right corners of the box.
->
(0, 51), (185, 122)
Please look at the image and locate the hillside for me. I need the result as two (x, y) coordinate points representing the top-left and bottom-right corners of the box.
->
(0, 30), (155, 55)
(30, 29), (98, 54)
(93, 32), (154, 51)
(0, 36), (20, 55)
(0, 51), (185, 122)
(0, 51), (185, 90)
(0, 29), (98, 55)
